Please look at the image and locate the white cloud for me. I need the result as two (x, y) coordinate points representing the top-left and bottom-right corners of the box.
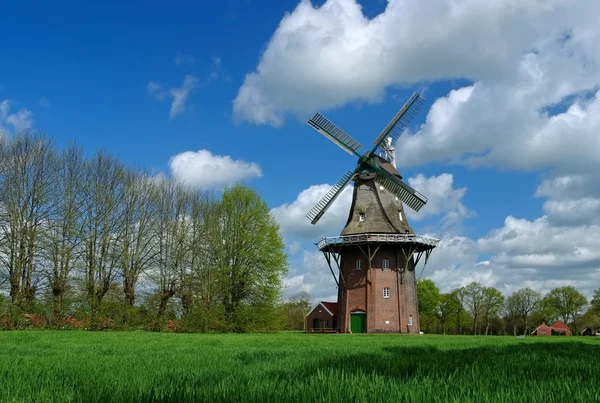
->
(406, 173), (473, 227)
(174, 52), (196, 66)
(271, 183), (354, 240)
(147, 75), (199, 119)
(395, 11), (600, 172)
(469, 172), (600, 299)
(397, 85), (600, 172)
(146, 81), (164, 97)
(39, 97), (50, 108)
(233, 0), (597, 126)
(0, 100), (33, 132)
(287, 240), (302, 256)
(168, 75), (199, 119)
(169, 149), (263, 189)
(283, 250), (338, 303)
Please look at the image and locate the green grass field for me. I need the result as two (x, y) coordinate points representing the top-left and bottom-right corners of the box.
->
(1, 331), (599, 402)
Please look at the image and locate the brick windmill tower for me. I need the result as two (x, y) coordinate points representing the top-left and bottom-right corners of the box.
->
(305, 93), (440, 333)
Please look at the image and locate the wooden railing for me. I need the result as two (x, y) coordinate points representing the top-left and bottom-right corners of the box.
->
(317, 233), (440, 250)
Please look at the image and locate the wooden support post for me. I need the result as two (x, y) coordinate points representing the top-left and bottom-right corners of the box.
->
(322, 251), (339, 287)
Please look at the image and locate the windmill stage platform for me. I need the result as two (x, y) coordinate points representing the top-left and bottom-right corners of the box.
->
(316, 233), (439, 253)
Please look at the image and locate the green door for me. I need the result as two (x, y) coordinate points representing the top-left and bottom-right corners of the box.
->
(313, 318), (319, 330)
(350, 313), (366, 333)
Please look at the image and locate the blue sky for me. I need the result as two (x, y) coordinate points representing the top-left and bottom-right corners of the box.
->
(2, 0), (599, 303)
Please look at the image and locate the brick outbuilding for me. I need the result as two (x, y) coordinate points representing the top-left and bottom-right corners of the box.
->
(531, 322), (552, 336)
(306, 301), (338, 332)
(531, 321), (572, 336)
(550, 321), (571, 336)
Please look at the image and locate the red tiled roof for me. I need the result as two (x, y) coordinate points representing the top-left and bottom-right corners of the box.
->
(321, 301), (338, 316)
(550, 321), (570, 331)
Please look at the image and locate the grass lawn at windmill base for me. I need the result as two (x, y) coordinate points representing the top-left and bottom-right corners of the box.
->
(303, 92), (440, 334)
(2, 331), (600, 402)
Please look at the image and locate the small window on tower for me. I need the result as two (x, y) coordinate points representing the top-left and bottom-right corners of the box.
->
(356, 259), (362, 270)
(382, 258), (390, 270)
(398, 211), (403, 221)
(359, 213), (365, 222)
(383, 287), (391, 298)
(408, 315), (413, 326)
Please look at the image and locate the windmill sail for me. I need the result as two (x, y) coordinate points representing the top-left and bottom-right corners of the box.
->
(371, 92), (425, 152)
(306, 170), (355, 225)
(375, 170), (427, 212)
(308, 113), (363, 156)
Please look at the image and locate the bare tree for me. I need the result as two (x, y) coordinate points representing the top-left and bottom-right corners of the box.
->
(119, 170), (157, 309)
(81, 151), (126, 328)
(180, 191), (215, 318)
(152, 179), (192, 325)
(0, 131), (56, 310)
(45, 144), (85, 320)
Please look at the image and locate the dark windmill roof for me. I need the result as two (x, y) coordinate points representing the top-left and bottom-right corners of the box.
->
(341, 155), (413, 235)
(374, 155), (403, 179)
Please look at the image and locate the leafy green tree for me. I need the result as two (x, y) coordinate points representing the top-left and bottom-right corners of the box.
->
(436, 293), (459, 335)
(481, 287), (504, 335)
(280, 292), (311, 331)
(214, 184), (288, 332)
(509, 287), (542, 335)
(417, 279), (441, 333)
(591, 288), (600, 313)
(464, 282), (485, 335)
(504, 296), (520, 336)
(452, 287), (467, 334)
(417, 279), (441, 316)
(543, 286), (587, 325)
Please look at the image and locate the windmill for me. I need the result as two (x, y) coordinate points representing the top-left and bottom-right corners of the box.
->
(304, 92), (440, 334)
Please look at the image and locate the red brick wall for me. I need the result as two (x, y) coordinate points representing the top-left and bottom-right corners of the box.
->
(338, 245), (420, 333)
(306, 305), (334, 331)
(534, 324), (552, 336)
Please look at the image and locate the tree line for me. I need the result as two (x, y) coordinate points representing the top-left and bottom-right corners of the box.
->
(417, 279), (600, 335)
(0, 131), (288, 332)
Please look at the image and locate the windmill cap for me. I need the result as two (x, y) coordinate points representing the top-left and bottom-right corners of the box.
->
(369, 155), (403, 180)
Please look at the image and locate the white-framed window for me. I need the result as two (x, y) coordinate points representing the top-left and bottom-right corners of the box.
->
(382, 258), (390, 270)
(398, 211), (403, 221)
(383, 287), (390, 298)
(408, 315), (413, 326)
(359, 213), (365, 222)
(355, 259), (362, 270)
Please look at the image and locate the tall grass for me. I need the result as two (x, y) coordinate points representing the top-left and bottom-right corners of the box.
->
(1, 331), (599, 402)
